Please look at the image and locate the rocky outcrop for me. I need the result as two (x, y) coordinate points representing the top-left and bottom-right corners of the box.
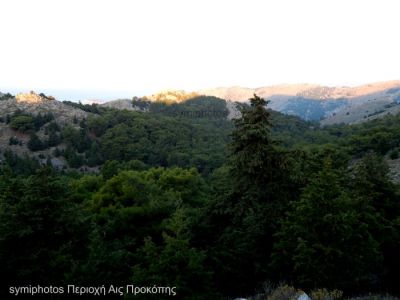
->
(15, 91), (51, 104)
(101, 99), (148, 111)
(146, 90), (199, 103)
(0, 95), (88, 125)
(226, 100), (241, 120)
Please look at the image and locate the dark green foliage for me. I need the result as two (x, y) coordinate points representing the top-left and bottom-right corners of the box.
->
(32, 112), (54, 130)
(204, 95), (294, 296)
(0, 150), (41, 175)
(63, 100), (105, 114)
(389, 148), (399, 159)
(53, 147), (61, 157)
(1, 93), (400, 298)
(47, 130), (61, 147)
(9, 115), (35, 132)
(131, 210), (219, 300)
(85, 109), (231, 174)
(100, 159), (149, 180)
(350, 154), (400, 293)
(84, 142), (102, 167)
(61, 126), (91, 153)
(8, 136), (20, 145)
(288, 114), (400, 157)
(0, 168), (89, 295)
(74, 167), (210, 289)
(101, 159), (120, 180)
(145, 95), (229, 119)
(64, 145), (84, 168)
(9, 112), (54, 132)
(46, 121), (60, 133)
(271, 159), (382, 291)
(0, 92), (14, 100)
(27, 133), (46, 151)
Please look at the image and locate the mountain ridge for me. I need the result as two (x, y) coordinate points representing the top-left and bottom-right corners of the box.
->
(3, 80), (400, 124)
(198, 80), (400, 101)
(196, 80), (400, 123)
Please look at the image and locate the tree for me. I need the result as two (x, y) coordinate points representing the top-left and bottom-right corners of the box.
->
(27, 133), (45, 151)
(79, 168), (208, 286)
(271, 159), (382, 292)
(208, 94), (292, 296)
(350, 153), (400, 293)
(0, 168), (88, 294)
(228, 94), (290, 214)
(101, 160), (120, 180)
(9, 115), (35, 132)
(131, 210), (219, 300)
(47, 130), (61, 147)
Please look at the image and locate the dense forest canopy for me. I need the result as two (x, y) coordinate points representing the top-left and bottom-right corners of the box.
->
(0, 94), (399, 299)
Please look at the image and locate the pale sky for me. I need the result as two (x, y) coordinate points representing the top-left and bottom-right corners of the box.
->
(1, 0), (399, 100)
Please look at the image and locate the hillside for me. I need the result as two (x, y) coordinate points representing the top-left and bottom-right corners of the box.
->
(3, 88), (400, 180)
(0, 92), (89, 168)
(0, 91), (88, 123)
(0, 92), (238, 173)
(0, 90), (319, 173)
(200, 81), (400, 102)
(199, 81), (400, 123)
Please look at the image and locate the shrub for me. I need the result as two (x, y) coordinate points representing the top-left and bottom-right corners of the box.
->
(27, 133), (46, 151)
(267, 285), (302, 300)
(10, 115), (35, 132)
(9, 137), (20, 145)
(310, 288), (343, 300)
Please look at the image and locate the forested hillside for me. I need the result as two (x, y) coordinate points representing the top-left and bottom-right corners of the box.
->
(0, 93), (399, 299)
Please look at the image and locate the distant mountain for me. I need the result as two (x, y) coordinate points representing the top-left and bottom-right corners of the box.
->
(4, 81), (400, 126)
(199, 81), (400, 123)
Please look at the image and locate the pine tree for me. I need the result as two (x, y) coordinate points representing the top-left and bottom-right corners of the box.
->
(27, 133), (44, 151)
(271, 159), (382, 292)
(228, 94), (290, 217)
(211, 94), (291, 296)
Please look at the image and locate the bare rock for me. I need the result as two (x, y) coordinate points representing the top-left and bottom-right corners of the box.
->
(15, 91), (49, 104)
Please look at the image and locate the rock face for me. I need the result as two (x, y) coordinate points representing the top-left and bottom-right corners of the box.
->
(15, 91), (50, 104)
(101, 99), (148, 111)
(146, 90), (199, 102)
(226, 100), (241, 120)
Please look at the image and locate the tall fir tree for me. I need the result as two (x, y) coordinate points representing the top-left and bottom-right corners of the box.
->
(209, 94), (291, 296)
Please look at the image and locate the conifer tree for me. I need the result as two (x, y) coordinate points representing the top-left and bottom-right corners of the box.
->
(212, 94), (291, 296)
(271, 159), (382, 292)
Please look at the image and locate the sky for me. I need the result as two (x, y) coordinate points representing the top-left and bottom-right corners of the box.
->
(1, 0), (399, 101)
